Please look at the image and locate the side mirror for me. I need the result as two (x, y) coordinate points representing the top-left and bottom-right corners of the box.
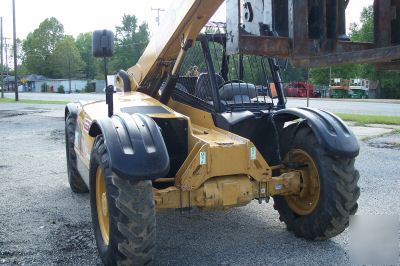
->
(92, 30), (115, 58)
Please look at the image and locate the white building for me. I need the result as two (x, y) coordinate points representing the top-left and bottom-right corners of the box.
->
(33, 79), (87, 93)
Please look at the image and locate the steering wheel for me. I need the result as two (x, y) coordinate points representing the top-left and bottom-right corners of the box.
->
(219, 79), (246, 88)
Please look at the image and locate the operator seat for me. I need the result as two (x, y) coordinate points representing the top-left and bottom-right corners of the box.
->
(219, 83), (257, 104)
(194, 73), (225, 101)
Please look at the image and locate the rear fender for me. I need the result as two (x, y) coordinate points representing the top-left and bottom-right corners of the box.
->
(273, 107), (359, 158)
(89, 113), (170, 180)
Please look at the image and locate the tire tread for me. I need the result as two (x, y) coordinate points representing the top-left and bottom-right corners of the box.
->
(65, 114), (88, 193)
(90, 136), (155, 265)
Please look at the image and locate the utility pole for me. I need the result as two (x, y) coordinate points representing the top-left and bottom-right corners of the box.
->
(12, 0), (18, 101)
(151, 8), (165, 27)
(68, 57), (71, 93)
(5, 39), (9, 91)
(1, 17), (4, 99)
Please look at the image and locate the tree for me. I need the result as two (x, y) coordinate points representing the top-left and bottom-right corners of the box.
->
(349, 5), (400, 98)
(310, 64), (363, 85)
(9, 38), (28, 75)
(111, 15), (150, 72)
(309, 68), (330, 85)
(76, 32), (97, 79)
(48, 36), (84, 79)
(349, 6), (374, 43)
(348, 5), (382, 82)
(22, 17), (64, 77)
(282, 62), (308, 82)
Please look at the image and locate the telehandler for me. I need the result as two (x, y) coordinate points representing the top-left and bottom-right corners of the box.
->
(63, 0), (400, 264)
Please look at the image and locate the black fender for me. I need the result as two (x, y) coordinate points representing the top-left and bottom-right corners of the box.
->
(89, 113), (170, 180)
(116, 70), (131, 92)
(65, 102), (81, 120)
(273, 107), (359, 158)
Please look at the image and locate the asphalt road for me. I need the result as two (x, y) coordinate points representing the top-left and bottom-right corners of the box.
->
(0, 103), (399, 265)
(4, 92), (400, 116)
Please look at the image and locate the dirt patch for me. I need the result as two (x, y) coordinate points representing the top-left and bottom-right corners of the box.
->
(22, 107), (47, 111)
(0, 109), (49, 119)
(364, 130), (400, 150)
(52, 222), (96, 253)
(0, 111), (27, 119)
(35, 220), (100, 264)
(367, 141), (400, 150)
(0, 250), (32, 264)
(49, 129), (65, 142)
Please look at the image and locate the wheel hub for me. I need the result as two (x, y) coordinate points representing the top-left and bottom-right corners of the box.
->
(285, 149), (321, 215)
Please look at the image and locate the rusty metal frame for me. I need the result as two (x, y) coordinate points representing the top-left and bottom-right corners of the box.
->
(226, 0), (400, 69)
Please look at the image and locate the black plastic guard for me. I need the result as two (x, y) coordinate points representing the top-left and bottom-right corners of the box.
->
(90, 113), (170, 180)
(65, 103), (80, 120)
(273, 107), (360, 158)
(116, 70), (131, 92)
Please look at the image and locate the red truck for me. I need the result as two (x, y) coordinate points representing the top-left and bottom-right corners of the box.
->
(285, 82), (315, 98)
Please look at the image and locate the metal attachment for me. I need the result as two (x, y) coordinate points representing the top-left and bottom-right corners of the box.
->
(105, 85), (114, 117)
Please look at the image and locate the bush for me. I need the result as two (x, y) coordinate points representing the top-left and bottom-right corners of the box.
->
(84, 81), (95, 93)
(41, 83), (49, 93)
(57, 85), (65, 94)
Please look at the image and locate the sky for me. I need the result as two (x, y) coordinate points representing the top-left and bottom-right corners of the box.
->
(0, 0), (374, 40)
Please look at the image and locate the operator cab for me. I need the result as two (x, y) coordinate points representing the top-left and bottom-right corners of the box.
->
(172, 33), (285, 113)
(171, 25), (287, 140)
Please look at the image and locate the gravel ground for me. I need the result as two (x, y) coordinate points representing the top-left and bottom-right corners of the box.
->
(0, 103), (399, 265)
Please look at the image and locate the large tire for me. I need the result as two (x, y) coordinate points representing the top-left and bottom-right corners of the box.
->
(273, 126), (360, 240)
(65, 114), (88, 193)
(90, 135), (156, 265)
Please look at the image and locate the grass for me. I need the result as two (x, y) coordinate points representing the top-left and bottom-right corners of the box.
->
(0, 97), (69, 105)
(335, 113), (400, 126)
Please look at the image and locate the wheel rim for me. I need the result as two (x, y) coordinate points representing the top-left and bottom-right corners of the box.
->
(96, 166), (110, 245)
(285, 149), (321, 215)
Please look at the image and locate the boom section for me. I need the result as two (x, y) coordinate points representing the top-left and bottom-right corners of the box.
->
(125, 0), (224, 93)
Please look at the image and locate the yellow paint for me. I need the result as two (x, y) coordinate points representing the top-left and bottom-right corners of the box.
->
(154, 171), (302, 210)
(96, 166), (109, 245)
(284, 149), (321, 215)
